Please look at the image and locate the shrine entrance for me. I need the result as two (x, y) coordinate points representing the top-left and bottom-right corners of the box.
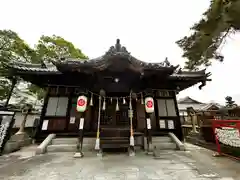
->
(92, 98), (132, 149)
(100, 102), (129, 127)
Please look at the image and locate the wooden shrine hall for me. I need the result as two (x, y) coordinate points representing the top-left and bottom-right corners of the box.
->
(6, 39), (211, 154)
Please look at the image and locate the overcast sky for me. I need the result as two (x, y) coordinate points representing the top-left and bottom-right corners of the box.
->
(1, 0), (240, 105)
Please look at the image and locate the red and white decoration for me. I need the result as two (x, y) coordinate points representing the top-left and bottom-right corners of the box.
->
(144, 97), (154, 113)
(76, 95), (88, 112)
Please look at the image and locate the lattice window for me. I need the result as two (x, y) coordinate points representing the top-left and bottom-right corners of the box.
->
(157, 99), (177, 116)
(46, 97), (69, 116)
(116, 105), (129, 126)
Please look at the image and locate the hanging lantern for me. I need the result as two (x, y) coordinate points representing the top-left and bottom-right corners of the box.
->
(141, 93), (144, 104)
(102, 97), (106, 111)
(123, 97), (126, 104)
(116, 98), (119, 111)
(90, 93), (93, 106)
(76, 95), (88, 112)
(144, 96), (154, 113)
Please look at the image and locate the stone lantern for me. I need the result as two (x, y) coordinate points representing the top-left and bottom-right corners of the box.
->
(10, 103), (32, 147)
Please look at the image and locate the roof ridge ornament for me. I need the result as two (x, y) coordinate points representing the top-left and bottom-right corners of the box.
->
(157, 57), (173, 67)
(105, 39), (130, 56)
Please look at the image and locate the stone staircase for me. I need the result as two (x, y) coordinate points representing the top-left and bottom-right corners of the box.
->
(44, 134), (181, 153)
(152, 135), (177, 150)
(47, 137), (95, 153)
(100, 127), (130, 150)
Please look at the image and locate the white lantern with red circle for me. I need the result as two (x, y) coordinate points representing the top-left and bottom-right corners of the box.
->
(144, 97), (154, 113)
(76, 95), (88, 112)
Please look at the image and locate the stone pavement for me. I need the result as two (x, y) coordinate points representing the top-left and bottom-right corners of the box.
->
(0, 143), (239, 180)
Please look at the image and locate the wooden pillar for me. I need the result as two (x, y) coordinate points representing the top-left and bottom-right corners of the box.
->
(65, 87), (73, 131)
(35, 87), (49, 140)
(4, 77), (17, 108)
(95, 95), (102, 157)
(74, 112), (85, 158)
(128, 92), (135, 156)
(74, 93), (89, 158)
(144, 93), (154, 154)
(173, 91), (183, 141)
(191, 115), (198, 133)
(146, 113), (153, 154)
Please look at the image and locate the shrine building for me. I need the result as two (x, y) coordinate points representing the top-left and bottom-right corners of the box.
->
(6, 39), (211, 152)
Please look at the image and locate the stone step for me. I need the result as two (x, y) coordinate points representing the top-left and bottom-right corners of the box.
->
(52, 138), (77, 145)
(152, 136), (172, 143)
(100, 137), (130, 149)
(102, 143), (129, 149)
(48, 138), (96, 152)
(83, 138), (96, 145)
(153, 142), (177, 150)
(47, 144), (77, 152)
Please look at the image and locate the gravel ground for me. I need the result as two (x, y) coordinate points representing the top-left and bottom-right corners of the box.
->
(0, 143), (239, 180)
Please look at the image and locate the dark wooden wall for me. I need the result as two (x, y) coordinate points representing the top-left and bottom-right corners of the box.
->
(36, 87), (183, 140)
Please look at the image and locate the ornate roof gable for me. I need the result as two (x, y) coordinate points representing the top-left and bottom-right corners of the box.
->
(51, 39), (178, 73)
(104, 39), (130, 56)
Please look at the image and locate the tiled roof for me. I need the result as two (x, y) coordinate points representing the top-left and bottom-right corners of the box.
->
(178, 103), (206, 111)
(178, 96), (203, 104)
(170, 69), (211, 79)
(7, 61), (59, 72)
(51, 39), (179, 72)
(178, 102), (223, 111)
(6, 40), (211, 88)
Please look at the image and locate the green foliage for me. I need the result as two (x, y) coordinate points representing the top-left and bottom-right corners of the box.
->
(28, 35), (88, 99)
(176, 0), (240, 70)
(0, 30), (87, 103)
(27, 84), (45, 100)
(0, 30), (36, 100)
(35, 35), (88, 61)
(0, 78), (11, 101)
(225, 96), (237, 107)
(0, 30), (36, 65)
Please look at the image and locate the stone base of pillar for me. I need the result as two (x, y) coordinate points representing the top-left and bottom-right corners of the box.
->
(9, 132), (32, 147)
(212, 152), (222, 157)
(146, 143), (153, 155)
(73, 151), (84, 158)
(128, 146), (135, 156)
(3, 132), (32, 154)
(97, 149), (103, 157)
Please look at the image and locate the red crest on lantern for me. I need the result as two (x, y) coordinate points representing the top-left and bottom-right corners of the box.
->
(76, 95), (88, 112)
(144, 97), (154, 113)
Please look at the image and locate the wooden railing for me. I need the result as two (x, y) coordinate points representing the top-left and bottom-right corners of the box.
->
(181, 125), (200, 137)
